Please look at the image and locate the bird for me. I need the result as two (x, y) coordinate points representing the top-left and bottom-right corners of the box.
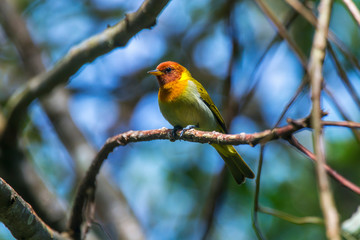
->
(148, 61), (255, 184)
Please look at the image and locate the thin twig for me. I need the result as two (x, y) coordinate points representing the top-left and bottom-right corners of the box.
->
(308, 0), (340, 238)
(288, 136), (360, 195)
(253, 0), (307, 67)
(273, 75), (309, 127)
(286, 0), (360, 71)
(323, 87), (360, 143)
(259, 206), (323, 225)
(252, 145), (266, 240)
(238, 9), (299, 113)
(327, 43), (360, 110)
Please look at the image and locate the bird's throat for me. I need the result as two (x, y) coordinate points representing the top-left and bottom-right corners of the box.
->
(158, 80), (188, 103)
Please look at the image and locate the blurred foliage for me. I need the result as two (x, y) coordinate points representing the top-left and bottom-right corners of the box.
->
(0, 0), (360, 239)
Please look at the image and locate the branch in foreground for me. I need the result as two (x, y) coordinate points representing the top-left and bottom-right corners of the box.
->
(2, 0), (170, 141)
(342, 0), (360, 27)
(308, 0), (340, 239)
(0, 177), (68, 240)
(68, 119), (360, 239)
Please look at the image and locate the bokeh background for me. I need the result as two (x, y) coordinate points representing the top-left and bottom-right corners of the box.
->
(0, 0), (359, 239)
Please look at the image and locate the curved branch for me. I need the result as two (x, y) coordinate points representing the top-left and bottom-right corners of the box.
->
(68, 118), (360, 238)
(1, 0), (170, 141)
(0, 0), (146, 237)
(0, 177), (68, 240)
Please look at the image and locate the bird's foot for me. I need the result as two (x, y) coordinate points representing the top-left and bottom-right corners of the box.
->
(180, 125), (197, 137)
(170, 126), (183, 142)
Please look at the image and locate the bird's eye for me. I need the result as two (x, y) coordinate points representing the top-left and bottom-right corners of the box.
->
(164, 67), (172, 73)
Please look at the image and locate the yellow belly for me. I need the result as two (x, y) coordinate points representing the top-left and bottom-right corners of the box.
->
(158, 80), (218, 131)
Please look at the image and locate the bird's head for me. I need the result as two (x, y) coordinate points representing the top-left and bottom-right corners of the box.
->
(148, 61), (190, 87)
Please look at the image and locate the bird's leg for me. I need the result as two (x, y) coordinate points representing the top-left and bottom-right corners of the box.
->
(170, 125), (183, 141)
(180, 125), (197, 137)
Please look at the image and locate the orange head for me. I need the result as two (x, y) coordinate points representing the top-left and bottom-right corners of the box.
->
(148, 61), (188, 87)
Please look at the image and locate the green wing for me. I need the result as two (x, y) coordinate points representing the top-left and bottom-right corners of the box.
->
(192, 78), (228, 134)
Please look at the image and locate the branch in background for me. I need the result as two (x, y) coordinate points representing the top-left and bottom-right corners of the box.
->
(252, 145), (266, 240)
(0, 0), (146, 238)
(68, 118), (360, 238)
(1, 0), (170, 141)
(273, 75), (309, 127)
(0, 0), (69, 230)
(200, 168), (228, 240)
(286, 0), (360, 71)
(342, 0), (360, 26)
(0, 0), (43, 76)
(253, 0), (307, 68)
(0, 177), (68, 240)
(327, 43), (360, 110)
(288, 136), (360, 195)
(258, 206), (323, 225)
(254, 0), (359, 130)
(200, 2), (238, 238)
(323, 87), (360, 143)
(238, 8), (299, 114)
(307, 1), (340, 239)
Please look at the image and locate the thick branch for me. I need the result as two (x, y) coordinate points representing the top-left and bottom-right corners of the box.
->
(0, 177), (68, 240)
(1, 0), (170, 141)
(308, 0), (340, 239)
(0, 0), (146, 237)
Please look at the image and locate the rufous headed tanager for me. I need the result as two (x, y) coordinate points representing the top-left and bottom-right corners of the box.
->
(148, 61), (255, 184)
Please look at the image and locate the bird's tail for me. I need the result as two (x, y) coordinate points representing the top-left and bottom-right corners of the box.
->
(211, 144), (255, 184)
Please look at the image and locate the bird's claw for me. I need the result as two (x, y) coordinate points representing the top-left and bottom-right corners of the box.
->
(180, 125), (197, 137)
(170, 125), (197, 141)
(170, 126), (182, 141)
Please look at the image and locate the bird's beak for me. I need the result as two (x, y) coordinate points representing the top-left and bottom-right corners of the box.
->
(147, 69), (163, 76)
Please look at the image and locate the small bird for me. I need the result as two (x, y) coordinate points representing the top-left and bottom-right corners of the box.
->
(148, 61), (255, 184)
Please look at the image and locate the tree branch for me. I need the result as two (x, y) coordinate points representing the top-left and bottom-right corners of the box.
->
(1, 0), (170, 141)
(0, 0), (146, 237)
(308, 0), (340, 239)
(288, 136), (360, 195)
(0, 177), (68, 240)
(342, 0), (360, 27)
(258, 206), (323, 225)
(68, 118), (360, 238)
(286, 0), (360, 71)
(252, 145), (266, 240)
(323, 87), (360, 143)
(253, 0), (307, 67)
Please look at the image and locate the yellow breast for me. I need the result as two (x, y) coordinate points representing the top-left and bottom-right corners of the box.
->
(158, 78), (188, 103)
